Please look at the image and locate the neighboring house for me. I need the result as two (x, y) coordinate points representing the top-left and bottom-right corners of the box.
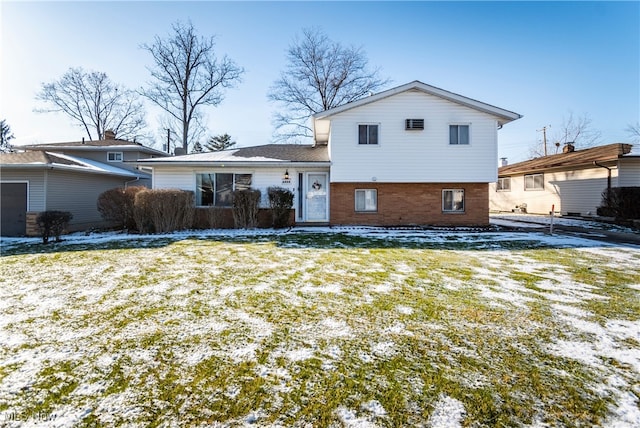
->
(139, 81), (521, 227)
(0, 132), (167, 236)
(490, 143), (640, 216)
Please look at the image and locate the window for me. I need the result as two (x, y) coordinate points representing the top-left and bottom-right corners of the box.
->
(497, 177), (511, 192)
(355, 189), (377, 212)
(196, 173), (252, 206)
(442, 189), (465, 212)
(107, 152), (123, 162)
(449, 125), (470, 145)
(524, 173), (544, 190)
(358, 124), (379, 145)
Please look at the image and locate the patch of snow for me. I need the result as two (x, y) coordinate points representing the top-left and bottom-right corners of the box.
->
(428, 394), (465, 428)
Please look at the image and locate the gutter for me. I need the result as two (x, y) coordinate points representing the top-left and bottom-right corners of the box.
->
(134, 161), (332, 168)
(0, 163), (144, 178)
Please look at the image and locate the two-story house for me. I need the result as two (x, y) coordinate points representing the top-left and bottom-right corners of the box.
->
(138, 81), (521, 227)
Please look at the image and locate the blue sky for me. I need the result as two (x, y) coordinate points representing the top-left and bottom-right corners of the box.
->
(1, 1), (638, 163)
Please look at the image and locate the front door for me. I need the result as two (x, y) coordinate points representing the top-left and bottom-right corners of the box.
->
(305, 173), (328, 222)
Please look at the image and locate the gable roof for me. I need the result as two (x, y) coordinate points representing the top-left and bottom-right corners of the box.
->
(499, 143), (635, 176)
(314, 80), (522, 121)
(136, 144), (330, 167)
(312, 80), (522, 144)
(23, 138), (168, 156)
(0, 151), (145, 178)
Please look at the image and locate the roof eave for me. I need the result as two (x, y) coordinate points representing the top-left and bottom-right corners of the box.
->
(0, 162), (147, 178)
(135, 160), (331, 168)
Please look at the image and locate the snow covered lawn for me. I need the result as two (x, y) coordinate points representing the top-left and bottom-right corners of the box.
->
(0, 228), (639, 427)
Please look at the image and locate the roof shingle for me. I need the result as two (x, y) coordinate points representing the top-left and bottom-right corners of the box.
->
(499, 143), (634, 175)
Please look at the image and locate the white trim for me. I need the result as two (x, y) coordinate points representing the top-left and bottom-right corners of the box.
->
(448, 123), (471, 146)
(357, 123), (381, 146)
(107, 152), (124, 162)
(354, 188), (378, 212)
(313, 81), (522, 122)
(303, 172), (329, 222)
(442, 188), (465, 213)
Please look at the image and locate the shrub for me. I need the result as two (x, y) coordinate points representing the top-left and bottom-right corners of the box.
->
(232, 189), (261, 229)
(597, 187), (640, 219)
(268, 187), (294, 228)
(204, 206), (227, 229)
(133, 189), (195, 234)
(36, 210), (73, 244)
(97, 186), (146, 231)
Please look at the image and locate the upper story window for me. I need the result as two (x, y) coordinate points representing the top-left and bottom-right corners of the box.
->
(449, 125), (470, 145)
(358, 124), (379, 145)
(196, 173), (252, 206)
(107, 152), (123, 162)
(497, 177), (511, 192)
(524, 173), (544, 190)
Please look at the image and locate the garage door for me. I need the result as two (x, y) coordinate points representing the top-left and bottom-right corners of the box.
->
(1, 182), (27, 236)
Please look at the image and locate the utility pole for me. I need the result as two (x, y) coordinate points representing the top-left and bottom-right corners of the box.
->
(537, 126), (550, 156)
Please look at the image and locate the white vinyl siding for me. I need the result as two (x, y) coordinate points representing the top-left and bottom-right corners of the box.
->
(328, 90), (499, 183)
(152, 166), (329, 214)
(618, 158), (640, 187)
(490, 166), (621, 216)
(355, 189), (377, 212)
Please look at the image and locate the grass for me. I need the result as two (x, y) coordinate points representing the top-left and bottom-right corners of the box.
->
(0, 230), (638, 426)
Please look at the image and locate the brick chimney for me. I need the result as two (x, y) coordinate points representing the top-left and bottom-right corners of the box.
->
(104, 130), (116, 140)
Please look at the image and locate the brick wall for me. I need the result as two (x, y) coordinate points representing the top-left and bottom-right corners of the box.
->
(25, 212), (40, 237)
(330, 182), (489, 226)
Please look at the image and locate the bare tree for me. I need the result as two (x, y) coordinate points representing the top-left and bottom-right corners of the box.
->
(529, 112), (602, 158)
(205, 133), (236, 151)
(35, 67), (147, 141)
(268, 27), (390, 143)
(0, 119), (15, 152)
(141, 21), (244, 152)
(626, 121), (640, 143)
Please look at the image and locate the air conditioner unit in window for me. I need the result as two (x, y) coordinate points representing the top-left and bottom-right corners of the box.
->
(405, 119), (424, 130)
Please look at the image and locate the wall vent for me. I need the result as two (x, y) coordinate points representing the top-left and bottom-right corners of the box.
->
(405, 119), (424, 130)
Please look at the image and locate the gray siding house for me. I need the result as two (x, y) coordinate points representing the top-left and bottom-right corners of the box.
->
(0, 134), (166, 236)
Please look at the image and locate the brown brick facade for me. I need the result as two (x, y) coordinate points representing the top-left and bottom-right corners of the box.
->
(330, 183), (489, 226)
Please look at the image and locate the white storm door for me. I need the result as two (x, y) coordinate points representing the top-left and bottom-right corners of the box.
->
(305, 173), (329, 222)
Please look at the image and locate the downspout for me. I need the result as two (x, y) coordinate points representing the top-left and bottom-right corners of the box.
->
(124, 176), (140, 189)
(593, 161), (612, 195)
